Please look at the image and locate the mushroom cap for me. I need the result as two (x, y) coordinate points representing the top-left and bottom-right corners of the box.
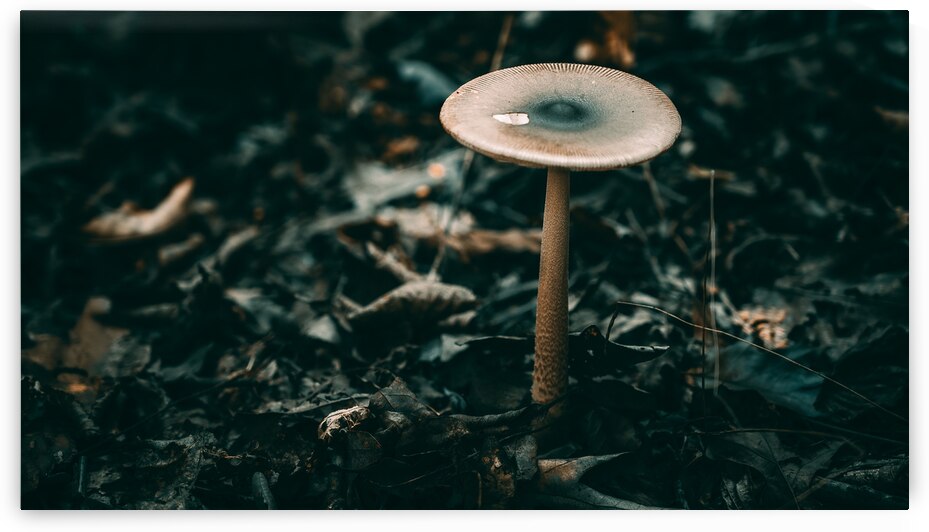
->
(440, 63), (681, 171)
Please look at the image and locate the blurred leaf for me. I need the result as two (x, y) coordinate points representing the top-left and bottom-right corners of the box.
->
(533, 454), (658, 509)
(815, 325), (908, 422)
(82, 178), (194, 243)
(84, 432), (216, 509)
(395, 60), (457, 106)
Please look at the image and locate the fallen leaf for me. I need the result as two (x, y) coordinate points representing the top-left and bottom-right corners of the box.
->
(448, 229), (542, 260)
(376, 204), (541, 259)
(83, 177), (194, 242)
(687, 164), (736, 181)
(874, 106), (908, 131)
(84, 432), (216, 509)
(158, 232), (205, 266)
(340, 280), (477, 354)
(347, 280), (478, 331)
(600, 11), (636, 69)
(533, 454), (659, 509)
(385, 203), (473, 241)
(344, 151), (464, 211)
(382, 135), (420, 163)
(736, 307), (790, 349)
(22, 297), (129, 376)
(365, 241), (424, 283)
(319, 405), (373, 443)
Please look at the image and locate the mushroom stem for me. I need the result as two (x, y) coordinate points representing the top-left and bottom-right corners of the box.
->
(532, 166), (570, 406)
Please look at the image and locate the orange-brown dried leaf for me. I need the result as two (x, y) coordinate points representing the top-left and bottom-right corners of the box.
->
(600, 11), (636, 69)
(22, 297), (128, 378)
(382, 135), (421, 163)
(736, 307), (790, 350)
(318, 406), (373, 443)
(688, 164), (736, 181)
(82, 177), (194, 242)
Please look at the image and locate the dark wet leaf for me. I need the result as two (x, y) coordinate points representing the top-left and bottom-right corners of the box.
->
(716, 343), (825, 417)
(84, 432), (217, 509)
(569, 325), (670, 378)
(704, 431), (800, 507)
(815, 325), (908, 422)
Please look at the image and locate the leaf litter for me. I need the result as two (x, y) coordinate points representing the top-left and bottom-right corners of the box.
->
(21, 11), (908, 509)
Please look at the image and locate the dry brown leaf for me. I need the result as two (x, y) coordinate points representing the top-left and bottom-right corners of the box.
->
(82, 177), (194, 242)
(382, 135), (420, 163)
(347, 280), (477, 331)
(216, 226), (260, 265)
(21, 334), (65, 371)
(448, 228), (542, 260)
(574, 13), (636, 68)
(318, 406), (372, 443)
(380, 204), (540, 258)
(385, 204), (474, 241)
(736, 307), (789, 350)
(601, 11), (636, 69)
(874, 106), (908, 131)
(437, 309), (477, 329)
(22, 297), (128, 373)
(688, 164), (736, 181)
(893, 207), (909, 232)
(158, 232), (205, 266)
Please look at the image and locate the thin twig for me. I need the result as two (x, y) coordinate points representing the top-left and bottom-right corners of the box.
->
(428, 12), (515, 280)
(805, 418), (907, 445)
(703, 428), (864, 455)
(609, 300), (908, 424)
(699, 174), (711, 424)
(427, 150), (473, 280)
(641, 162), (666, 223)
(708, 170), (720, 394)
(490, 13), (515, 72)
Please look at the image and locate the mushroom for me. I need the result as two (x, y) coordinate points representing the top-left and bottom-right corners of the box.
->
(440, 63), (680, 409)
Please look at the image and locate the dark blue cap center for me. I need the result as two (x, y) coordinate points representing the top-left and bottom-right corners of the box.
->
(527, 97), (597, 131)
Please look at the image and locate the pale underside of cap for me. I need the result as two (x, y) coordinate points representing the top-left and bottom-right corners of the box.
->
(440, 63), (682, 171)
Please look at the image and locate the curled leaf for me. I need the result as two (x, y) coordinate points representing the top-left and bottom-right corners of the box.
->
(348, 280), (478, 333)
(82, 177), (194, 243)
(534, 454), (660, 509)
(319, 405), (373, 443)
(874, 106), (908, 131)
(569, 325), (670, 378)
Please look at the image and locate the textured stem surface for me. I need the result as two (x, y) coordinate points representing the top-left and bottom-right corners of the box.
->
(532, 167), (570, 405)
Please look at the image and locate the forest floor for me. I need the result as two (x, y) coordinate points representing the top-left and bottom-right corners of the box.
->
(21, 11), (909, 509)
